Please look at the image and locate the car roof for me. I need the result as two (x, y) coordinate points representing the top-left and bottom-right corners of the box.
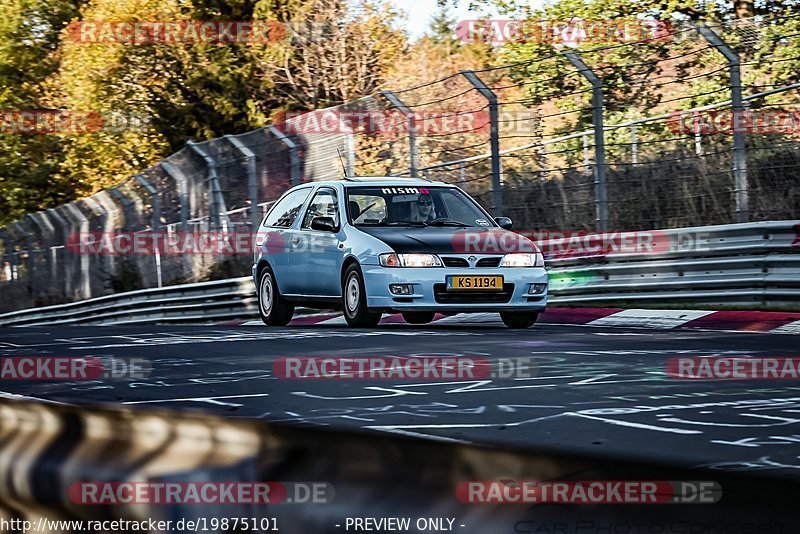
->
(304, 177), (451, 188)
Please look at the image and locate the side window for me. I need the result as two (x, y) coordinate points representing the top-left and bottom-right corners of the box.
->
(349, 194), (387, 223)
(302, 189), (339, 229)
(261, 188), (312, 228)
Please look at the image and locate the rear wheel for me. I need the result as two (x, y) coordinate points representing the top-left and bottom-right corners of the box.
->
(402, 311), (436, 324)
(500, 311), (538, 329)
(258, 266), (294, 326)
(342, 264), (382, 327)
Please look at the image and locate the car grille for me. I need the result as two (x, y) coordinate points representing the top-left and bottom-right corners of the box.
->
(442, 257), (469, 267)
(441, 256), (503, 268)
(433, 283), (515, 304)
(475, 257), (501, 267)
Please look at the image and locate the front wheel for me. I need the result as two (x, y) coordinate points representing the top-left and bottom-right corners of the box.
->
(258, 266), (294, 326)
(342, 264), (382, 327)
(402, 311), (436, 324)
(500, 311), (538, 329)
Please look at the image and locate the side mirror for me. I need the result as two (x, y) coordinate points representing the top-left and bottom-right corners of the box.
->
(494, 217), (513, 230)
(310, 216), (337, 232)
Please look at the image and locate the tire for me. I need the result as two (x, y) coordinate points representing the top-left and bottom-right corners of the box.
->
(342, 264), (382, 327)
(257, 266), (294, 326)
(500, 311), (538, 329)
(402, 312), (436, 325)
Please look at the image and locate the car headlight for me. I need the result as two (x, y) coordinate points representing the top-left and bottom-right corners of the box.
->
(499, 253), (544, 267)
(379, 253), (443, 267)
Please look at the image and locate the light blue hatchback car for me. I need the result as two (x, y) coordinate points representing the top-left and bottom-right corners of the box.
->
(252, 177), (548, 328)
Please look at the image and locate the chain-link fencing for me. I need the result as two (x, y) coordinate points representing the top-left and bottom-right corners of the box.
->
(1, 14), (798, 312)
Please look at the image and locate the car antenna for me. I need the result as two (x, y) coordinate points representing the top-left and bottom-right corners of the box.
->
(337, 149), (354, 181)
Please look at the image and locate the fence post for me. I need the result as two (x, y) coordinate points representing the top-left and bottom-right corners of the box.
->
(134, 174), (162, 288)
(6, 223), (26, 285)
(224, 135), (260, 232)
(266, 125), (301, 186)
(160, 161), (190, 232)
(345, 131), (356, 176)
(46, 208), (69, 298)
(380, 90), (418, 178)
(187, 141), (229, 231)
(0, 229), (12, 282)
(110, 186), (135, 229)
(630, 125), (638, 164)
(561, 51), (608, 232)
(26, 213), (53, 295)
(582, 133), (592, 174)
(461, 71), (503, 214)
(693, 22), (748, 223)
(62, 203), (90, 300)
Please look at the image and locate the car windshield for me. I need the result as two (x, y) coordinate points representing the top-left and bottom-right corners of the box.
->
(346, 186), (495, 228)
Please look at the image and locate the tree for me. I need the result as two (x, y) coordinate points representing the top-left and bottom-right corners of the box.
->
(428, 4), (460, 54)
(0, 0), (86, 225)
(250, 0), (407, 110)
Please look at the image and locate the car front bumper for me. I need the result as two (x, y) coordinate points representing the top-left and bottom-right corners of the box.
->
(361, 265), (548, 313)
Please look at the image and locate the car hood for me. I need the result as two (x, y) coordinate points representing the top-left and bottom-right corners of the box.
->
(356, 226), (540, 255)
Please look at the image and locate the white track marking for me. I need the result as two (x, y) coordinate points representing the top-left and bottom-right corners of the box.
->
(772, 320), (800, 334)
(588, 309), (715, 329)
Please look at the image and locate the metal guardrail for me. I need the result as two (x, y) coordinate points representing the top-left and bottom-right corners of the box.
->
(0, 221), (797, 326)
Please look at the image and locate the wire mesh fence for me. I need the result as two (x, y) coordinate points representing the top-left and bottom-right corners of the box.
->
(1, 14), (799, 312)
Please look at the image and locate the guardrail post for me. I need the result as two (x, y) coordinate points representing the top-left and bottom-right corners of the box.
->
(224, 135), (260, 232)
(693, 22), (748, 223)
(266, 125), (301, 186)
(561, 50), (608, 232)
(187, 141), (230, 231)
(380, 90), (418, 178)
(461, 70), (503, 215)
(134, 174), (163, 288)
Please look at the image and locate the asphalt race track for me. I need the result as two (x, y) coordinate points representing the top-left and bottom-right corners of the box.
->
(2, 318), (799, 478)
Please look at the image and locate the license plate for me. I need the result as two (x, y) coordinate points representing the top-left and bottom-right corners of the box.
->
(446, 275), (503, 291)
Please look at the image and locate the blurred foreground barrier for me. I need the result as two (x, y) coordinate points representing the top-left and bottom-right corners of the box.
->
(0, 221), (798, 326)
(0, 398), (799, 533)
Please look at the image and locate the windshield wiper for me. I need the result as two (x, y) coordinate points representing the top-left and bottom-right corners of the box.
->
(383, 220), (429, 226)
(427, 219), (470, 227)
